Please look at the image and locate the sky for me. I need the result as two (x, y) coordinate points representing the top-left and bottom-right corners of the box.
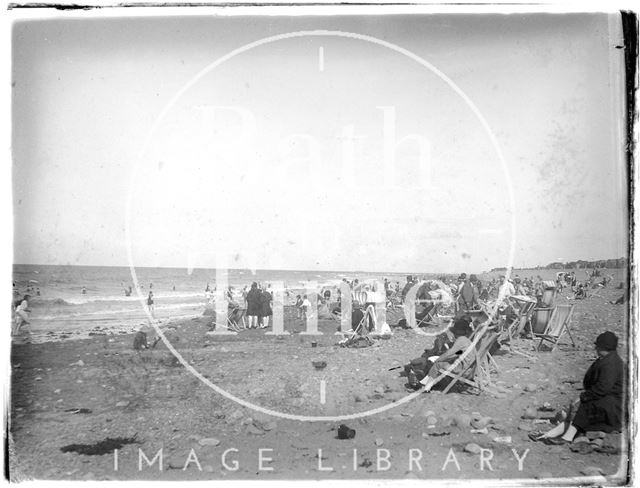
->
(11, 12), (629, 273)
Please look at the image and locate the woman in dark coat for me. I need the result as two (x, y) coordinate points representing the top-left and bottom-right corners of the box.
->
(246, 282), (261, 329)
(536, 331), (624, 444)
(258, 285), (273, 329)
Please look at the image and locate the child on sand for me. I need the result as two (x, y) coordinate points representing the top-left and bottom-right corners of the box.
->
(301, 295), (312, 323)
(295, 294), (303, 319)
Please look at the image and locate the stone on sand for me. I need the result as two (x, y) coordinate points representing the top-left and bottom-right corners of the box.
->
(535, 471), (553, 480)
(464, 443), (482, 454)
(581, 466), (604, 477)
(586, 431), (606, 440)
(198, 438), (221, 447)
(524, 383), (537, 392)
(454, 414), (472, 428)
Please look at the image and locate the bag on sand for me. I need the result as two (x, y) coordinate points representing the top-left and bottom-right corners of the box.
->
(133, 331), (148, 350)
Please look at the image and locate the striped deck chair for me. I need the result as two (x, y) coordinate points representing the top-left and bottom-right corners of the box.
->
(339, 305), (376, 347)
(503, 295), (537, 342)
(537, 304), (576, 351)
(429, 324), (502, 395)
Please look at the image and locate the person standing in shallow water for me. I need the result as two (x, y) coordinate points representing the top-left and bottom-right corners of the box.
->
(147, 291), (155, 316)
(13, 295), (31, 335)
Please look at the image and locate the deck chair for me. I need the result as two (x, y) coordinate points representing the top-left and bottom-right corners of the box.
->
(339, 305), (376, 347)
(537, 304), (576, 351)
(429, 325), (502, 395)
(415, 299), (441, 327)
(210, 303), (245, 332)
(503, 296), (537, 342)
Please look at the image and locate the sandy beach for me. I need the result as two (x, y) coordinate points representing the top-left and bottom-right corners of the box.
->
(9, 271), (629, 482)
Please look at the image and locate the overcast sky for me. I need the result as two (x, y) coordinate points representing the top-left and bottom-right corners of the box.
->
(12, 12), (628, 273)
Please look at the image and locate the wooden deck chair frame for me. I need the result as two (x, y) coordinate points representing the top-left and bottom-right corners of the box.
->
(427, 324), (501, 395)
(537, 304), (576, 351)
(441, 330), (502, 394)
(340, 305), (376, 346)
(505, 297), (537, 342)
(415, 299), (441, 327)
(210, 305), (245, 332)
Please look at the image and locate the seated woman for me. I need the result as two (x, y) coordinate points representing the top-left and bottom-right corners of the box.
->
(420, 320), (474, 392)
(535, 331), (624, 444)
(404, 317), (472, 389)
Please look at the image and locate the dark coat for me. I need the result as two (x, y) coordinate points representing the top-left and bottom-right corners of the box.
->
(259, 290), (273, 317)
(574, 351), (624, 432)
(246, 288), (261, 316)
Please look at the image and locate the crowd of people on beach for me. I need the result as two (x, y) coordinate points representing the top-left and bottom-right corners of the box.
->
(395, 270), (625, 450)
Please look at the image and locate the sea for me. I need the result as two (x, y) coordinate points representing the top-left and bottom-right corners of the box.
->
(12, 264), (413, 343)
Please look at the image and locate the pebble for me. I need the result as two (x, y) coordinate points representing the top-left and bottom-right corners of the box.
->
(426, 416), (438, 426)
(471, 417), (492, 429)
(440, 416), (453, 427)
(581, 466), (604, 476)
(247, 425), (265, 436)
(586, 431), (606, 440)
(517, 423), (533, 432)
(573, 436), (590, 444)
(168, 455), (185, 469)
(261, 421), (277, 431)
(536, 471), (553, 480)
(54, 389), (61, 394)
(522, 408), (537, 419)
(492, 436), (512, 444)
(454, 414), (471, 428)
(464, 443), (482, 454)
(115, 401), (130, 407)
(524, 383), (537, 392)
(591, 438), (604, 448)
(198, 438), (220, 447)
(375, 438), (384, 446)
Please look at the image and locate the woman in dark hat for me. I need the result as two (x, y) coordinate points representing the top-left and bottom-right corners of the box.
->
(258, 284), (273, 329)
(246, 282), (261, 329)
(535, 331), (624, 444)
(404, 317), (473, 388)
(420, 317), (474, 391)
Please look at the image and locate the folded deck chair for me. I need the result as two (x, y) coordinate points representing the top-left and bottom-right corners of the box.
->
(210, 304), (245, 332)
(537, 304), (575, 351)
(339, 305), (376, 347)
(430, 325), (502, 395)
(504, 296), (537, 342)
(415, 300), (440, 327)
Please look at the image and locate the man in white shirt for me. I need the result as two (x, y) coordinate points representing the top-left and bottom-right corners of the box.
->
(498, 276), (516, 300)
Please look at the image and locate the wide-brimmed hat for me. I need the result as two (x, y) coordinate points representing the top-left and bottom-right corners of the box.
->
(595, 331), (618, 351)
